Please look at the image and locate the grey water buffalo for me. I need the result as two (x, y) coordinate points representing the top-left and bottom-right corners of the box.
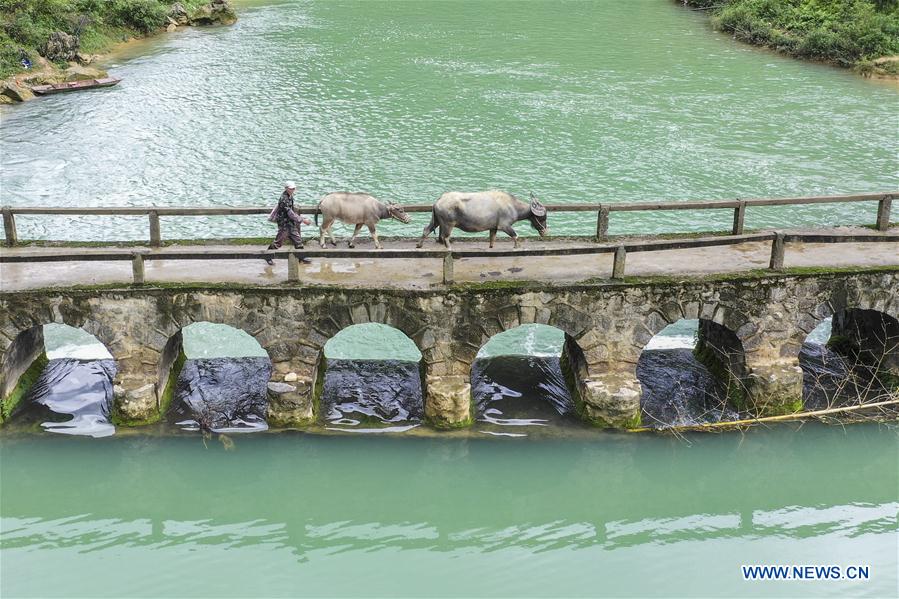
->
(315, 192), (411, 249)
(416, 190), (547, 249)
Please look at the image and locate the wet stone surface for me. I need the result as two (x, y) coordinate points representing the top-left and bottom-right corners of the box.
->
(20, 358), (116, 438)
(322, 359), (424, 429)
(471, 355), (579, 436)
(799, 341), (893, 410)
(171, 357), (271, 433)
(637, 349), (736, 429)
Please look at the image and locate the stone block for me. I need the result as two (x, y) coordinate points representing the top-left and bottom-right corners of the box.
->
(267, 379), (314, 426)
(746, 361), (804, 416)
(578, 374), (641, 428)
(424, 375), (471, 429)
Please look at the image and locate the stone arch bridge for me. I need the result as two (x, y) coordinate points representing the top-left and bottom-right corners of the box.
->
(2, 269), (897, 428)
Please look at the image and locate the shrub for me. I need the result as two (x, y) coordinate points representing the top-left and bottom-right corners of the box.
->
(107, 0), (167, 34)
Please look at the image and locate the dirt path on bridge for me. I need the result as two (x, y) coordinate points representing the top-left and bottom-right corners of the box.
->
(1, 228), (897, 291)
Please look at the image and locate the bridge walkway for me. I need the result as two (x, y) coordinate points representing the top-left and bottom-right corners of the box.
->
(1, 226), (897, 292)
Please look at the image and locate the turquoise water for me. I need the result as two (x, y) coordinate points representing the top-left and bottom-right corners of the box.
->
(1, 425), (897, 597)
(1, 0), (896, 242)
(324, 323), (422, 361)
(2, 2), (898, 595)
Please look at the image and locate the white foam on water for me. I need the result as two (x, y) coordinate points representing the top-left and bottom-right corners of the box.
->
(325, 424), (420, 434)
(805, 317), (832, 345)
(41, 416), (115, 438)
(643, 334), (696, 351)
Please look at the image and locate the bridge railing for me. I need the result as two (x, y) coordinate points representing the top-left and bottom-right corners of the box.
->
(2, 232), (896, 286)
(1, 192), (894, 247)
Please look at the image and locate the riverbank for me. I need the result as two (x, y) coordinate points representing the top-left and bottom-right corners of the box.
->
(680, 0), (899, 78)
(0, 0), (236, 104)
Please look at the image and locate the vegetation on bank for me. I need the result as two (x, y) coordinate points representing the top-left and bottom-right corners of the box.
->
(0, 0), (216, 79)
(681, 0), (899, 75)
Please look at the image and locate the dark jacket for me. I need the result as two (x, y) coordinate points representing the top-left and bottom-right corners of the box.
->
(275, 191), (302, 227)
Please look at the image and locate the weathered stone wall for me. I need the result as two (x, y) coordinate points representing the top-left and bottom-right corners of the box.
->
(0, 324), (44, 419)
(1, 269), (896, 428)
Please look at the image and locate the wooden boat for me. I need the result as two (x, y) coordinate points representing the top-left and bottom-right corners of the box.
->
(31, 77), (122, 95)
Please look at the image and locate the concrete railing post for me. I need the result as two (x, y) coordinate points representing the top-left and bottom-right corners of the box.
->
(595, 205), (610, 242)
(287, 251), (299, 282)
(131, 251), (146, 285)
(875, 195), (892, 231)
(148, 211), (161, 247)
(768, 233), (785, 271)
(611, 246), (626, 279)
(442, 252), (454, 285)
(2, 207), (17, 247)
(732, 200), (746, 235)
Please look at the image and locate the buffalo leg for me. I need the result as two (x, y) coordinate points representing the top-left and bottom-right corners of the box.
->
(416, 214), (438, 248)
(489, 228), (497, 248)
(319, 217), (334, 248)
(349, 223), (363, 248)
(501, 225), (519, 248)
(368, 224), (381, 249)
(327, 221), (338, 246)
(440, 224), (454, 249)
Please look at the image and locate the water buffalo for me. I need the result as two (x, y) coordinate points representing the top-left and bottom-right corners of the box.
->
(315, 192), (411, 249)
(416, 190), (547, 249)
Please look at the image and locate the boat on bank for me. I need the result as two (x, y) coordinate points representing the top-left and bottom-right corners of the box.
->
(31, 77), (121, 95)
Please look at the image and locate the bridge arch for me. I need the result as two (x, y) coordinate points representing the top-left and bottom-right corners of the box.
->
(470, 323), (587, 425)
(0, 321), (116, 422)
(316, 323), (425, 428)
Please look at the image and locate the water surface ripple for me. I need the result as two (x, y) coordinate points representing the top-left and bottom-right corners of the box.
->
(1, 1), (896, 241)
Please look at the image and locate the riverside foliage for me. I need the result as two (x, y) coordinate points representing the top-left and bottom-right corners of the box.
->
(0, 0), (206, 77)
(683, 0), (899, 71)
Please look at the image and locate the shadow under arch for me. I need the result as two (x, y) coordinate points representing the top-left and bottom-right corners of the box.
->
(0, 323), (116, 436)
(800, 308), (899, 410)
(470, 323), (589, 431)
(157, 321), (272, 432)
(316, 323), (425, 429)
(635, 318), (739, 429)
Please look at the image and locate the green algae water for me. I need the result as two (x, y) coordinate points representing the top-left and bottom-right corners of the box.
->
(1, 424), (897, 597)
(1, 0), (896, 242)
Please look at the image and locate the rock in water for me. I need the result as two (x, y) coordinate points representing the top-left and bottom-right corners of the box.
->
(171, 357), (271, 432)
(1, 82), (34, 102)
(41, 31), (79, 62)
(190, 0), (238, 26)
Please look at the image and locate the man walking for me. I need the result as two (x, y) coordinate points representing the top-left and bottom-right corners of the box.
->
(266, 181), (311, 265)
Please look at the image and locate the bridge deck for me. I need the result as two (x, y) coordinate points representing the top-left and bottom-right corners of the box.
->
(1, 226), (896, 291)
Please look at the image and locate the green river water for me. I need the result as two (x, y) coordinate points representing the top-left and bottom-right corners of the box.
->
(1, 1), (898, 596)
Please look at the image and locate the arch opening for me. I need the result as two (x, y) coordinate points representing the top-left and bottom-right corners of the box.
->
(471, 324), (585, 434)
(319, 323), (424, 431)
(800, 309), (899, 409)
(1, 324), (116, 437)
(163, 322), (272, 433)
(636, 319), (742, 428)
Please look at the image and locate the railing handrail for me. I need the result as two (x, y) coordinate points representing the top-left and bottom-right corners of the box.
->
(1, 191), (892, 215)
(1, 191), (895, 248)
(2, 232), (897, 287)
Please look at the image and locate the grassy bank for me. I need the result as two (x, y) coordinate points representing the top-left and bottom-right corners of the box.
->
(0, 0), (210, 79)
(682, 0), (899, 75)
